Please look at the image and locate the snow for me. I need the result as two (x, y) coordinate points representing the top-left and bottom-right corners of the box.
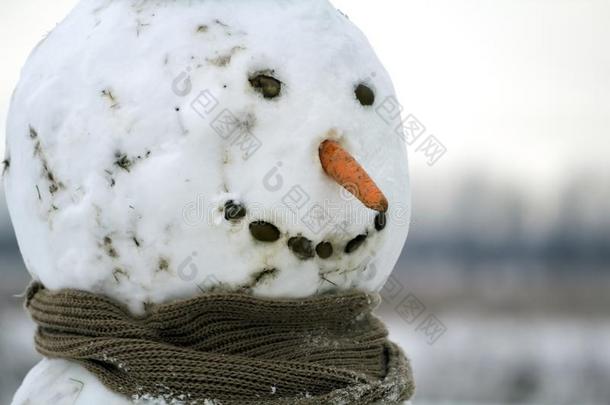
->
(11, 358), (128, 405)
(4, 0), (410, 316)
(6, 0), (410, 403)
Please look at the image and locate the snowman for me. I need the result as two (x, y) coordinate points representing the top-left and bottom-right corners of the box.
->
(5, 0), (413, 403)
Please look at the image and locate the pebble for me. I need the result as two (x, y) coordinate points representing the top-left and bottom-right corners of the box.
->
(288, 236), (315, 260)
(355, 84), (375, 106)
(250, 74), (282, 99)
(224, 200), (247, 221)
(315, 242), (334, 259)
(374, 212), (387, 231)
(345, 234), (367, 253)
(249, 221), (281, 242)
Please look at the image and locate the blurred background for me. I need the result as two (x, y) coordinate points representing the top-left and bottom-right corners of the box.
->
(1, 0), (608, 404)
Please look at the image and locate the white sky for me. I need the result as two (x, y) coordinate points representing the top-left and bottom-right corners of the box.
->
(1, 0), (609, 195)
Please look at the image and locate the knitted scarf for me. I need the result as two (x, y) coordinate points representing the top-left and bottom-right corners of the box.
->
(25, 282), (415, 404)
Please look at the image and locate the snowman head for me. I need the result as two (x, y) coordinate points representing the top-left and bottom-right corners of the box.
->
(4, 0), (410, 312)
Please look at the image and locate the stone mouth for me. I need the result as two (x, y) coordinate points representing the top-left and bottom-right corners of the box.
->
(224, 200), (387, 261)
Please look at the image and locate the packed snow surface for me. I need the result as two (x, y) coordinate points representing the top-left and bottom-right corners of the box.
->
(5, 0), (410, 313)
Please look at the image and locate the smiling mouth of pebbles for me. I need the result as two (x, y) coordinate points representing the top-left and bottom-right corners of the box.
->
(223, 200), (386, 262)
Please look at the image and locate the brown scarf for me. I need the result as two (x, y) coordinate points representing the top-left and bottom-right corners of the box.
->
(25, 282), (414, 404)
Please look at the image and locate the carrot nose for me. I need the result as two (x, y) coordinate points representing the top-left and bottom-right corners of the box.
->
(319, 139), (388, 213)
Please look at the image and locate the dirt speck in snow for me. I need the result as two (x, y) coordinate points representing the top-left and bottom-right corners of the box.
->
(114, 150), (151, 173)
(101, 89), (120, 109)
(2, 158), (9, 176)
(113, 267), (129, 283)
(29, 126), (65, 195)
(207, 46), (245, 67)
(104, 169), (116, 187)
(157, 257), (170, 273)
(103, 236), (119, 258)
(135, 17), (154, 37)
(115, 154), (132, 172)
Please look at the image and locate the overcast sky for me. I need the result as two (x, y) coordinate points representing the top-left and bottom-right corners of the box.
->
(1, 0), (608, 198)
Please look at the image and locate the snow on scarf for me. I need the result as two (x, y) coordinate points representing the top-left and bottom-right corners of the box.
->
(25, 282), (414, 404)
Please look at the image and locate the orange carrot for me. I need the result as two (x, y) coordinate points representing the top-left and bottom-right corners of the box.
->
(319, 140), (388, 213)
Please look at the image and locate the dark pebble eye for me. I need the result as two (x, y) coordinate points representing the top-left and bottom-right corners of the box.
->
(249, 73), (282, 99)
(355, 84), (375, 106)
